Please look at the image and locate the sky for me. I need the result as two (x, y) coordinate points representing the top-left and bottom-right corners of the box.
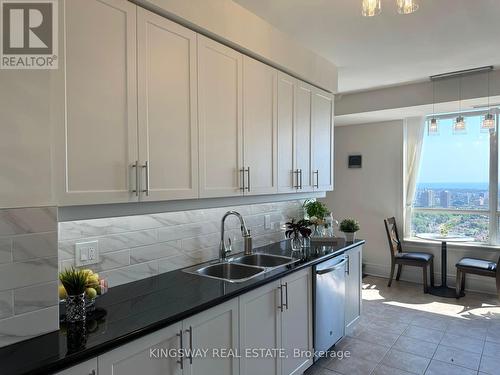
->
(416, 115), (490, 184)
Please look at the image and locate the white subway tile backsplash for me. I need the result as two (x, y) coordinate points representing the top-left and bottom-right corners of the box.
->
(0, 291), (13, 319)
(59, 200), (303, 288)
(0, 238), (12, 264)
(0, 207), (56, 236)
(12, 232), (57, 261)
(13, 281), (58, 315)
(0, 257), (58, 292)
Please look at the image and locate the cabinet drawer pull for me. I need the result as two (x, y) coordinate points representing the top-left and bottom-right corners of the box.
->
(176, 329), (183, 370)
(245, 167), (251, 192)
(293, 169), (300, 189)
(131, 161), (139, 196)
(240, 168), (246, 191)
(299, 169), (303, 189)
(142, 161), (150, 196)
(89, 370), (96, 375)
(314, 170), (319, 188)
(186, 326), (193, 364)
(284, 282), (289, 310)
(278, 285), (283, 311)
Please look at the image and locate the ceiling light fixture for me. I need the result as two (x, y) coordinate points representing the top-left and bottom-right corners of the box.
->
(396, 0), (419, 15)
(361, 0), (381, 17)
(482, 71), (496, 131)
(428, 81), (439, 135)
(453, 77), (467, 134)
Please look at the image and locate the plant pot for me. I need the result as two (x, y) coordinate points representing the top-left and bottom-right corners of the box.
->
(343, 232), (356, 243)
(66, 292), (86, 323)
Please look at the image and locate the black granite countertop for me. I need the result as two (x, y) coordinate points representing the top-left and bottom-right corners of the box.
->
(0, 238), (364, 375)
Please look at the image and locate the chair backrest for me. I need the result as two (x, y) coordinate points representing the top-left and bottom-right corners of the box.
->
(384, 217), (402, 259)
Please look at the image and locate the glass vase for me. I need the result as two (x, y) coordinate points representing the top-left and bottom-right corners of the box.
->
(291, 236), (302, 252)
(66, 292), (86, 323)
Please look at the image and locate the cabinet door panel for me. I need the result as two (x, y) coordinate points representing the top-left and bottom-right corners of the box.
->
(281, 268), (313, 375)
(98, 323), (182, 375)
(295, 83), (313, 192)
(198, 36), (243, 198)
(345, 246), (362, 334)
(312, 89), (334, 191)
(243, 56), (277, 195)
(137, 8), (198, 201)
(59, 0), (138, 205)
(239, 281), (282, 375)
(55, 358), (97, 375)
(183, 299), (239, 375)
(277, 72), (296, 193)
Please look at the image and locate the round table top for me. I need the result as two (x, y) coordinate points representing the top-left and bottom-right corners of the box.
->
(416, 233), (475, 242)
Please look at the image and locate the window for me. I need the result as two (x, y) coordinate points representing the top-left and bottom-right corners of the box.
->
(410, 111), (498, 244)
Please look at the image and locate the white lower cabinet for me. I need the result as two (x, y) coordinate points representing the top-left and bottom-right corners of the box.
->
(55, 358), (97, 375)
(98, 299), (239, 375)
(239, 268), (313, 375)
(345, 245), (363, 334)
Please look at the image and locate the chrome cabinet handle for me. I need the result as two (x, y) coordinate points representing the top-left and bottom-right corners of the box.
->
(176, 329), (183, 370)
(278, 285), (283, 311)
(299, 169), (303, 189)
(293, 169), (300, 189)
(131, 161), (139, 196)
(245, 167), (251, 192)
(186, 326), (193, 364)
(314, 170), (319, 188)
(346, 255), (350, 275)
(142, 161), (150, 196)
(240, 168), (246, 191)
(89, 371), (96, 375)
(285, 283), (289, 310)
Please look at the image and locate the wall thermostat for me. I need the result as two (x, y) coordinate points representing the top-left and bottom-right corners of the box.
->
(348, 155), (362, 168)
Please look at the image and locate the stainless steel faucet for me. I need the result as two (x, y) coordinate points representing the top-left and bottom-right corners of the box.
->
(219, 211), (252, 261)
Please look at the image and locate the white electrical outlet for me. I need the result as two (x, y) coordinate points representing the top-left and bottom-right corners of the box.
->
(75, 240), (99, 266)
(264, 214), (271, 229)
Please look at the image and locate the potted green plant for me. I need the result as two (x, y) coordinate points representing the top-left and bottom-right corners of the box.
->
(285, 218), (312, 250)
(339, 218), (360, 242)
(303, 200), (330, 236)
(59, 268), (89, 322)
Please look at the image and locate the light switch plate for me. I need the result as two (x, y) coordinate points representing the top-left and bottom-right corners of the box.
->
(264, 214), (271, 230)
(75, 240), (99, 266)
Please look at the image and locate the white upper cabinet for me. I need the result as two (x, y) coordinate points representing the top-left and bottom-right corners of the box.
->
(276, 72), (297, 193)
(57, 0), (138, 205)
(242, 56), (278, 195)
(294, 82), (313, 192)
(311, 88), (334, 191)
(198, 35), (244, 198)
(137, 8), (198, 201)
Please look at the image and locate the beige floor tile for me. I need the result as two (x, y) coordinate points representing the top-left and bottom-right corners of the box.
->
(411, 315), (450, 331)
(372, 364), (415, 375)
(381, 349), (431, 375)
(304, 364), (343, 375)
(324, 355), (377, 375)
(439, 332), (485, 354)
(403, 325), (444, 344)
(432, 345), (481, 370)
(425, 360), (476, 375)
(483, 341), (500, 357)
(341, 336), (390, 363)
(480, 355), (500, 375)
(394, 335), (438, 358)
(349, 326), (400, 347)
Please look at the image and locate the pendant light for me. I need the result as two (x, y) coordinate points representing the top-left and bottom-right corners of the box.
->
(482, 71), (496, 131)
(362, 0), (381, 17)
(396, 0), (419, 15)
(428, 81), (439, 135)
(453, 77), (467, 134)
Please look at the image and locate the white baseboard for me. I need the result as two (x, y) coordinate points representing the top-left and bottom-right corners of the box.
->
(363, 262), (498, 296)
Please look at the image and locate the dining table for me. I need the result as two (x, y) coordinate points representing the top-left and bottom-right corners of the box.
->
(416, 233), (475, 298)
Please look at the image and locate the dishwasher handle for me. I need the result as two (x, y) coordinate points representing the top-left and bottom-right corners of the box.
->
(316, 258), (348, 275)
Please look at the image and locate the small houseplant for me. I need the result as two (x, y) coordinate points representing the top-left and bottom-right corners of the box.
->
(304, 200), (330, 237)
(285, 218), (312, 251)
(339, 218), (360, 242)
(59, 268), (89, 322)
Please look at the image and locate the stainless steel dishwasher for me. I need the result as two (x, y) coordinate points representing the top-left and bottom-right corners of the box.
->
(314, 254), (347, 354)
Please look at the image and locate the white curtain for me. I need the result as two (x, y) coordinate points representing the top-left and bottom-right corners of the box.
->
(404, 117), (426, 237)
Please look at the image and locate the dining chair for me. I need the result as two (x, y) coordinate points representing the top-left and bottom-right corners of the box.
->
(384, 217), (434, 293)
(455, 256), (500, 298)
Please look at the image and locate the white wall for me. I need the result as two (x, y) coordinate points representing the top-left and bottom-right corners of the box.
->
(323, 120), (500, 295)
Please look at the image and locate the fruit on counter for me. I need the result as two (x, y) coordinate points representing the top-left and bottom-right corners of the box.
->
(58, 284), (68, 299)
(85, 287), (97, 299)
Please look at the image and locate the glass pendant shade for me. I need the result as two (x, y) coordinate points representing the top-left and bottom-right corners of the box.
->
(428, 118), (439, 135)
(482, 113), (495, 131)
(453, 116), (467, 134)
(362, 0), (381, 17)
(396, 0), (419, 14)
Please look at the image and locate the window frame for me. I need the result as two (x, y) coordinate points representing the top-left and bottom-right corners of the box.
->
(409, 109), (499, 245)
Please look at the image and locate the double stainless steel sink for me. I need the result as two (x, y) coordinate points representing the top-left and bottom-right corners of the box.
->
(185, 253), (297, 283)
